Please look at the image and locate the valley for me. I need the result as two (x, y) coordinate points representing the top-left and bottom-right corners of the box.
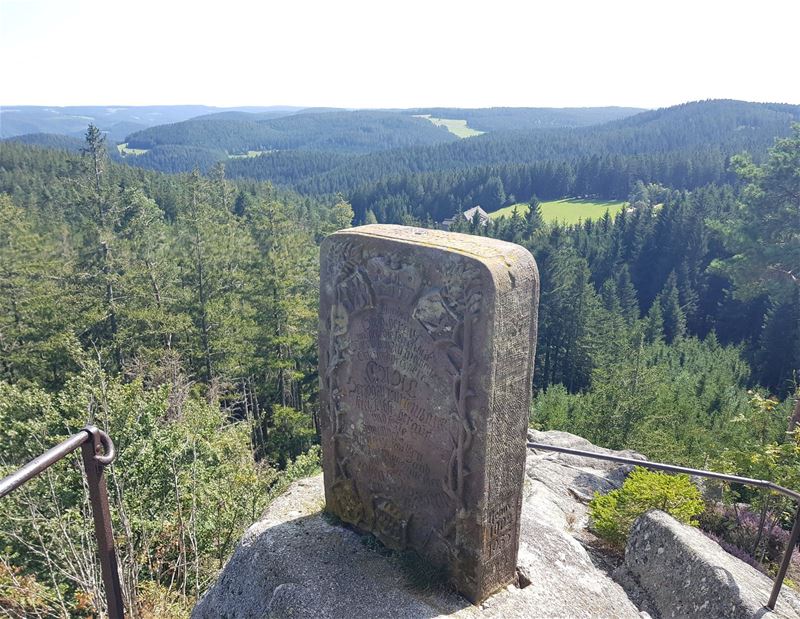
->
(1, 98), (799, 616)
(3, 0), (799, 614)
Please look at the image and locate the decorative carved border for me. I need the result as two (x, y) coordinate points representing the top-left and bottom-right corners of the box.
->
(324, 243), (484, 574)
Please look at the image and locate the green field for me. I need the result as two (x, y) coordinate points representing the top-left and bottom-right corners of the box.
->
(413, 114), (484, 138)
(228, 150), (272, 159)
(489, 198), (627, 225)
(117, 143), (149, 155)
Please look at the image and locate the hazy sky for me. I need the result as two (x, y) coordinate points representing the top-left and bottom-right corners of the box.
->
(2, 0), (799, 109)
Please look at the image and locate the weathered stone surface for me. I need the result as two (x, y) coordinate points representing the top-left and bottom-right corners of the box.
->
(624, 510), (800, 619)
(526, 429), (645, 532)
(193, 433), (644, 619)
(318, 225), (539, 602)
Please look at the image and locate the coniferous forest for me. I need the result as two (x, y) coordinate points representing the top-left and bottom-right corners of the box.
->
(1, 102), (799, 616)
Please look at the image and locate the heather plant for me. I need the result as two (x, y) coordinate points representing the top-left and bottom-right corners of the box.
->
(709, 392), (800, 569)
(700, 502), (792, 570)
(702, 532), (766, 573)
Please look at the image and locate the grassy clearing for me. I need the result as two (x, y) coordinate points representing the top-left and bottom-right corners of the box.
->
(413, 114), (484, 138)
(228, 150), (272, 159)
(489, 198), (627, 225)
(117, 143), (149, 155)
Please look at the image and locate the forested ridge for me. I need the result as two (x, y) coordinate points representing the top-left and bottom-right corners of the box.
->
(0, 105), (308, 142)
(406, 106), (645, 131)
(9, 101), (798, 217)
(224, 100), (800, 223)
(0, 107), (799, 616)
(124, 111), (459, 155)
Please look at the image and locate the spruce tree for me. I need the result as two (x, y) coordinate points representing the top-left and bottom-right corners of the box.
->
(82, 123), (107, 193)
(659, 271), (687, 344)
(645, 300), (665, 344)
(616, 265), (640, 324)
(524, 196), (543, 237)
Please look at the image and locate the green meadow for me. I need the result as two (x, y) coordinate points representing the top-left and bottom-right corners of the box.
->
(116, 143), (149, 155)
(228, 150), (273, 159)
(490, 198), (627, 225)
(413, 114), (484, 138)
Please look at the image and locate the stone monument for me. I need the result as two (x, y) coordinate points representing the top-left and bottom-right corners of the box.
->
(318, 224), (539, 603)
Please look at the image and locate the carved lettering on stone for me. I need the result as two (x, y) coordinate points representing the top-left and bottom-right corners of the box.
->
(319, 224), (539, 603)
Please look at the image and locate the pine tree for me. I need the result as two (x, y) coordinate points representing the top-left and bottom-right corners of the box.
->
(601, 279), (621, 314)
(115, 187), (186, 360)
(0, 195), (76, 385)
(616, 265), (640, 324)
(659, 271), (687, 344)
(177, 171), (254, 383)
(715, 125), (800, 408)
(676, 259), (700, 332)
(209, 161), (232, 212)
(245, 197), (319, 456)
(524, 196), (543, 237)
(535, 246), (602, 392)
(507, 207), (525, 243)
(756, 297), (800, 394)
(645, 300), (665, 344)
(82, 124), (107, 193)
(327, 196), (354, 233)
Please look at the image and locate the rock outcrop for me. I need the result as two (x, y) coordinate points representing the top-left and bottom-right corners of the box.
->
(622, 510), (800, 619)
(194, 430), (642, 618)
(193, 430), (800, 618)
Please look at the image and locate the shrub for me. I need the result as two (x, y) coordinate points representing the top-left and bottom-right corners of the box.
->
(589, 467), (704, 548)
(702, 532), (766, 573)
(0, 368), (311, 617)
(699, 502), (790, 568)
(264, 405), (318, 467)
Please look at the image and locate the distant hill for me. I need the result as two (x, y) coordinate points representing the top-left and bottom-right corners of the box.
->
(121, 145), (227, 173)
(268, 99), (800, 196)
(146, 107), (346, 125)
(589, 99), (800, 151)
(123, 110), (459, 155)
(1, 133), (85, 152)
(110, 100), (800, 199)
(190, 111), (298, 122)
(0, 105), (307, 139)
(104, 121), (149, 142)
(9, 101), (800, 205)
(229, 100), (800, 224)
(406, 106), (645, 131)
(117, 106), (656, 175)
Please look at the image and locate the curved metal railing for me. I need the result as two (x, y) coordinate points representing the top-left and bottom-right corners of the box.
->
(0, 426), (124, 618)
(1, 431), (796, 615)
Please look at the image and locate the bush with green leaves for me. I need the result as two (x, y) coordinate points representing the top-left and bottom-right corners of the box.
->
(0, 365), (321, 617)
(589, 467), (704, 548)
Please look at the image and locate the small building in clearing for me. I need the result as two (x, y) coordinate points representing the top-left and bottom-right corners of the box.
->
(440, 206), (489, 230)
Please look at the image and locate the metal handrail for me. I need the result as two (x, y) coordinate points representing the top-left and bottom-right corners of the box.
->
(528, 441), (800, 612)
(0, 426), (124, 618)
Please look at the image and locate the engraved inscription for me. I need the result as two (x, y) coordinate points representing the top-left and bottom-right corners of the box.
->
(485, 502), (516, 560)
(319, 225), (539, 604)
(373, 497), (411, 549)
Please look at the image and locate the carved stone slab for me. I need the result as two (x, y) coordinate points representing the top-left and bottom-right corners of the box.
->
(318, 225), (539, 603)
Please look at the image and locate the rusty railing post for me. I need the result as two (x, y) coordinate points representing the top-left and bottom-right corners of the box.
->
(767, 504), (800, 610)
(81, 426), (125, 619)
